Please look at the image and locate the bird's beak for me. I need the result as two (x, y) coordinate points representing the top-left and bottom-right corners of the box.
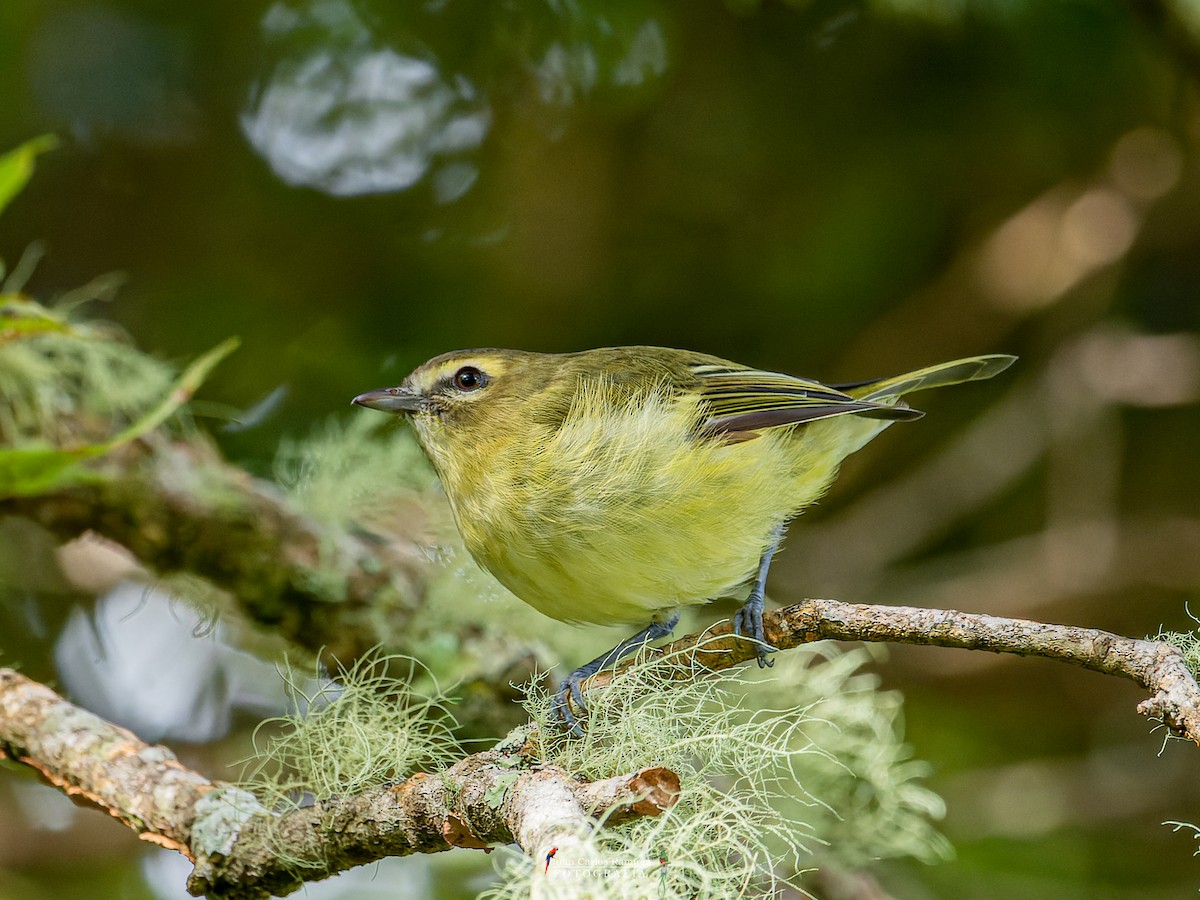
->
(351, 386), (423, 413)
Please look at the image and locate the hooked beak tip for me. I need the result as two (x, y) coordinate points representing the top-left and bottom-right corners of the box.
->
(351, 387), (421, 413)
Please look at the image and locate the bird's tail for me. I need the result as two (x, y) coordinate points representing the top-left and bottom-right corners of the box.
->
(841, 354), (1017, 404)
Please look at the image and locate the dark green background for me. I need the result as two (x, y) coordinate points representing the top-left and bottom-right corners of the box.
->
(2, 0), (1199, 897)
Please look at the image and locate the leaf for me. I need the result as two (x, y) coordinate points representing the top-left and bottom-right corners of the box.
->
(105, 336), (241, 446)
(0, 135), (59, 219)
(0, 443), (105, 497)
(0, 337), (240, 498)
(0, 294), (74, 343)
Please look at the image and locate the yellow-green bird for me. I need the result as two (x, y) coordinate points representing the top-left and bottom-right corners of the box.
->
(353, 347), (1015, 731)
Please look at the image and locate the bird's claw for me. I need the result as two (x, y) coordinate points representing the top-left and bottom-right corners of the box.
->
(550, 672), (588, 737)
(733, 592), (776, 668)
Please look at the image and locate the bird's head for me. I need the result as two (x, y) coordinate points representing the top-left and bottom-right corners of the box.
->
(353, 348), (562, 472)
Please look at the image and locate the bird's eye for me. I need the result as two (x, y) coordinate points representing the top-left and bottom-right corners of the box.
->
(453, 366), (484, 392)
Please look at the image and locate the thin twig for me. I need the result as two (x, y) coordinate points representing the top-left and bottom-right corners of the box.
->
(581, 599), (1200, 743)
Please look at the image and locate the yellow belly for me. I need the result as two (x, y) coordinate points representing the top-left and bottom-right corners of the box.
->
(439, 393), (879, 626)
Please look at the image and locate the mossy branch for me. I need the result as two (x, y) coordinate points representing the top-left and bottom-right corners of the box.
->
(577, 599), (1200, 743)
(0, 668), (679, 899)
(8, 599), (1194, 898)
(0, 438), (430, 663)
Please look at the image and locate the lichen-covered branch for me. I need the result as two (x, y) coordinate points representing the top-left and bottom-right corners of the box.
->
(0, 668), (679, 899)
(188, 743), (678, 898)
(0, 667), (213, 856)
(583, 599), (1200, 744)
(0, 439), (429, 662)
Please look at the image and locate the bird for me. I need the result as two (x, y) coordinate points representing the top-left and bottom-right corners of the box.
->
(353, 346), (1015, 732)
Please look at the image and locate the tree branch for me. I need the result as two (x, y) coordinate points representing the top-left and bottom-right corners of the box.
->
(0, 439), (430, 663)
(0, 668), (679, 899)
(6, 593), (1198, 897)
(0, 667), (212, 857)
(581, 599), (1200, 744)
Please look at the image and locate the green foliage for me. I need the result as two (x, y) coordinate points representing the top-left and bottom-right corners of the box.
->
(0, 135), (56, 223)
(483, 643), (947, 897)
(0, 297), (172, 447)
(0, 317), (238, 497)
(0, 142), (239, 497)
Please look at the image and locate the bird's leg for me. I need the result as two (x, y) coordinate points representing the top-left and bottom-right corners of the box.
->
(732, 523), (784, 668)
(552, 611), (682, 735)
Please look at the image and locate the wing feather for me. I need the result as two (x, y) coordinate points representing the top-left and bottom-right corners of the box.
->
(694, 366), (922, 440)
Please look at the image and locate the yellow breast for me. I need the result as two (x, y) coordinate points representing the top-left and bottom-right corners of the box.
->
(428, 384), (863, 626)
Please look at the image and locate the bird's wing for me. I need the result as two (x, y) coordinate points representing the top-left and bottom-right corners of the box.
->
(692, 363), (923, 441)
(835, 354), (1017, 402)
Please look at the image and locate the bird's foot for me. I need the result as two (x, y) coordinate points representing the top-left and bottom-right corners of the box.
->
(550, 668), (590, 737)
(548, 612), (682, 737)
(732, 591), (776, 668)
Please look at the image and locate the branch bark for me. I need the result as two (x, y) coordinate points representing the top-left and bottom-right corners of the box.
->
(4, 592), (1195, 897)
(4, 593), (1199, 897)
(580, 599), (1200, 744)
(0, 668), (679, 899)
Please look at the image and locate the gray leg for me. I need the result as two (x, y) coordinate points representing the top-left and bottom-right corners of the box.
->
(732, 524), (784, 668)
(553, 612), (681, 735)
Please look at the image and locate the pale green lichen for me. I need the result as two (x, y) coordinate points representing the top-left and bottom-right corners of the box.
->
(191, 787), (271, 858)
(274, 415), (440, 528)
(744, 643), (950, 869)
(1152, 622), (1200, 678)
(272, 415), (448, 609)
(0, 297), (176, 449)
(483, 640), (948, 899)
(238, 653), (460, 809)
(234, 652), (461, 870)
(1148, 622), (1200, 749)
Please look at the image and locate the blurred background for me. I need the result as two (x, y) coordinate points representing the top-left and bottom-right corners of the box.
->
(2, 0), (1200, 897)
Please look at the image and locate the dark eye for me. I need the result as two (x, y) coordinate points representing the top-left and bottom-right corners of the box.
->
(453, 366), (484, 392)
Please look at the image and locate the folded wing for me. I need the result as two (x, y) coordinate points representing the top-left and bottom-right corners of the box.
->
(695, 364), (922, 441)
(695, 354), (1016, 441)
